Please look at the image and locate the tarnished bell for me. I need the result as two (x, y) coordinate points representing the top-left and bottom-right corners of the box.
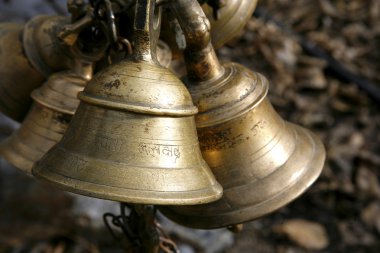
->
(0, 14), (107, 122)
(0, 23), (45, 121)
(32, 0), (222, 205)
(160, 63), (326, 229)
(0, 70), (89, 175)
(23, 15), (107, 77)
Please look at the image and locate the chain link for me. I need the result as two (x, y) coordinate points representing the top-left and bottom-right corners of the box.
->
(103, 204), (180, 253)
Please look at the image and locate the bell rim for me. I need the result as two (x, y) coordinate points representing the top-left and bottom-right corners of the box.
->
(0, 133), (48, 176)
(31, 89), (77, 115)
(30, 71), (87, 115)
(159, 124), (326, 229)
(32, 162), (223, 205)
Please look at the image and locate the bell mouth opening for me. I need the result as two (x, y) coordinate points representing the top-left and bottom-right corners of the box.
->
(72, 24), (110, 62)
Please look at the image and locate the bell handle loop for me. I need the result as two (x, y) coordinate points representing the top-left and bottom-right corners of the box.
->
(170, 0), (224, 82)
(132, 0), (162, 64)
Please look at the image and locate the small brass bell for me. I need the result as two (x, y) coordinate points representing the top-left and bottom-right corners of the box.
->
(0, 23), (45, 121)
(23, 15), (108, 77)
(0, 69), (90, 175)
(160, 0), (325, 229)
(32, 0), (222, 205)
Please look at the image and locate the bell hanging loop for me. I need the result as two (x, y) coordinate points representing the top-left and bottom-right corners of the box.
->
(132, 0), (162, 64)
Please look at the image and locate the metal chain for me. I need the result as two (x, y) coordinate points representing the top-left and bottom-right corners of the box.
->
(92, 0), (133, 54)
(155, 222), (180, 253)
(103, 203), (180, 253)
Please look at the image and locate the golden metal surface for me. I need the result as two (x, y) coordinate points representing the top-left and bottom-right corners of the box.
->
(159, 0), (325, 228)
(160, 65), (326, 228)
(0, 23), (45, 121)
(32, 0), (222, 205)
(0, 70), (89, 175)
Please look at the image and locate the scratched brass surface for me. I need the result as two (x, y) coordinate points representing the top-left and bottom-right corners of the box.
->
(160, 63), (326, 228)
(0, 23), (45, 121)
(0, 71), (88, 175)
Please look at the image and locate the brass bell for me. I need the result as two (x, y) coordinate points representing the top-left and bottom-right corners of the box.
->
(0, 14), (108, 122)
(0, 23), (45, 121)
(159, 0), (325, 229)
(0, 69), (90, 175)
(23, 15), (108, 77)
(160, 65), (326, 228)
(32, 0), (222, 205)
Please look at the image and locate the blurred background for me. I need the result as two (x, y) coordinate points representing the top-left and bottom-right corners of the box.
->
(0, 0), (379, 252)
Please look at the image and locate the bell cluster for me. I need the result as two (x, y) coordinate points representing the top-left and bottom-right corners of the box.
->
(0, 0), (325, 229)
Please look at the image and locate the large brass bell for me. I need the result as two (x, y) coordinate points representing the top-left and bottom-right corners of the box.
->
(161, 64), (326, 228)
(159, 0), (325, 229)
(0, 69), (90, 175)
(0, 23), (45, 121)
(32, 0), (222, 205)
